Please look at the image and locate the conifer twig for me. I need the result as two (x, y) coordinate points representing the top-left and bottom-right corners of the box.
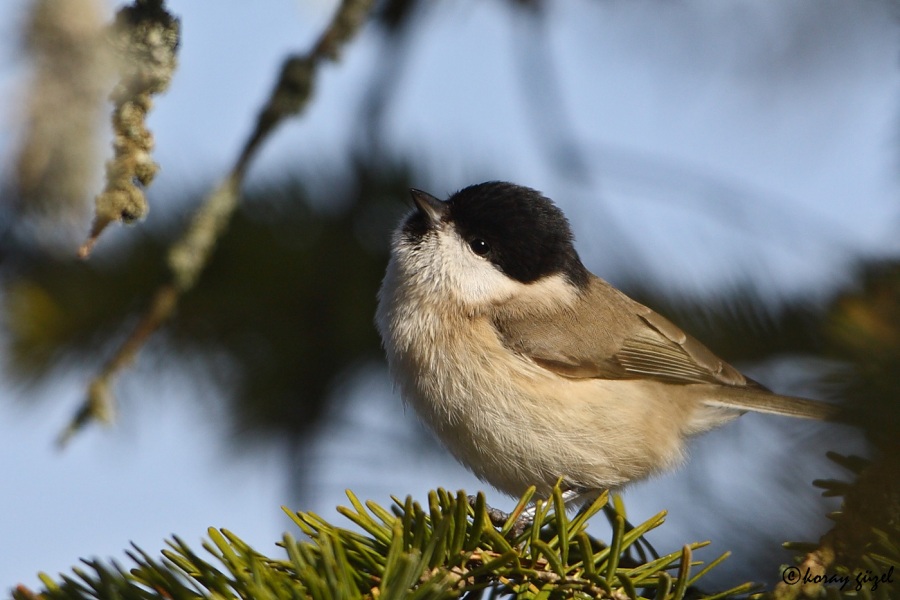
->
(61, 0), (375, 446)
(13, 486), (742, 600)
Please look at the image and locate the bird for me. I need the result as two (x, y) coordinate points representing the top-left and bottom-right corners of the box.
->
(376, 181), (835, 507)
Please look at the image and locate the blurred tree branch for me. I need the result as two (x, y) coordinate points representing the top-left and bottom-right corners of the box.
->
(58, 0), (375, 446)
(13, 0), (113, 245)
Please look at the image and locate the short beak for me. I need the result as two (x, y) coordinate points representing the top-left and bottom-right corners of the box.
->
(409, 188), (448, 225)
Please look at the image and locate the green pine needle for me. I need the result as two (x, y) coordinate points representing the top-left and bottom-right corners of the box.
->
(13, 485), (744, 600)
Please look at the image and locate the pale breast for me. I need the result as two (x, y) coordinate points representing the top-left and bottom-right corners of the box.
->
(383, 298), (694, 497)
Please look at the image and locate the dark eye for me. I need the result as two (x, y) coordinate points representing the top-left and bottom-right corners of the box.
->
(468, 238), (491, 256)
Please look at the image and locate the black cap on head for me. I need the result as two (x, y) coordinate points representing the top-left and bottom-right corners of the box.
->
(446, 182), (589, 288)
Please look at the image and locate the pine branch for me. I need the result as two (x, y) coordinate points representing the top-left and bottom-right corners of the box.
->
(12, 486), (749, 600)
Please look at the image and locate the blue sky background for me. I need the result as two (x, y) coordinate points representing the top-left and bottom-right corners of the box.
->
(1, 0), (898, 591)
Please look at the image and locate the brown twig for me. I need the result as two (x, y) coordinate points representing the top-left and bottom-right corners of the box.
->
(61, 0), (375, 445)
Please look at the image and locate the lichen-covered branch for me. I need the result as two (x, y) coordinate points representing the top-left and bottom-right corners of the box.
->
(235, 0), (370, 177)
(78, 0), (180, 259)
(62, 0), (375, 444)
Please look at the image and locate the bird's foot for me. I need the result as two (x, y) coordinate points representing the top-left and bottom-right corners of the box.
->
(467, 495), (533, 537)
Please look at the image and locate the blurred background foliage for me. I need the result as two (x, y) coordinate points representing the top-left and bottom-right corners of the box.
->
(1, 0), (899, 592)
(3, 160), (408, 440)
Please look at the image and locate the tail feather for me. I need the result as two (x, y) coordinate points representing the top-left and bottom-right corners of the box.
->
(704, 387), (838, 421)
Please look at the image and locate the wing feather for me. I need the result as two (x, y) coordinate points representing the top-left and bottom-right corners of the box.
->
(492, 276), (754, 388)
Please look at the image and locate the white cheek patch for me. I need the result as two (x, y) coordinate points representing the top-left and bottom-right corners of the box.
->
(438, 233), (520, 307)
(391, 226), (579, 313)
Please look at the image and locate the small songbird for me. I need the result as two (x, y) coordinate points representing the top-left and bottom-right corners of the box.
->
(376, 181), (835, 506)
